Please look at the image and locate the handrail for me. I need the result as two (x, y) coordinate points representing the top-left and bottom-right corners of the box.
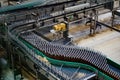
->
(8, 31), (69, 80)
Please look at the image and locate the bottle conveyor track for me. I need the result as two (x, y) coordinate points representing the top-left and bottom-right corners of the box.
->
(18, 31), (120, 80)
(1, 0), (120, 79)
(8, 20), (120, 79)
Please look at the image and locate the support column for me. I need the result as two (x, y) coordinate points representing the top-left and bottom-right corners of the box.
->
(63, 21), (69, 41)
(89, 12), (94, 35)
(89, 9), (98, 35)
(11, 47), (15, 80)
(111, 10), (115, 29)
(18, 54), (24, 80)
(93, 9), (97, 34)
(89, 18), (93, 35)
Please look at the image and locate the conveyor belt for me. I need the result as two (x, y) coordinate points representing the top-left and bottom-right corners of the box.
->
(6, 13), (120, 80)
(7, 14), (120, 80)
(0, 0), (47, 14)
(0, 0), (86, 14)
(19, 31), (120, 80)
(5, 1), (120, 79)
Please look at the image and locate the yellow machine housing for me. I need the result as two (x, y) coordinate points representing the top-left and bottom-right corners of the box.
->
(53, 23), (66, 32)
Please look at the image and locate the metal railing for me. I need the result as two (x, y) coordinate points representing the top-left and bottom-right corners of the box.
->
(8, 31), (70, 80)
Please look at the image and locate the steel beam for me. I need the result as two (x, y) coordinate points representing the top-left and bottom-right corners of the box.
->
(96, 21), (120, 33)
(114, 11), (120, 17)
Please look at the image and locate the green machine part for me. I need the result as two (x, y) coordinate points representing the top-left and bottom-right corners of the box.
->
(19, 37), (114, 80)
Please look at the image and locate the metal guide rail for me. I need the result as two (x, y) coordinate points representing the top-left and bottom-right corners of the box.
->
(3, 0), (120, 79)
(0, 0), (114, 24)
(6, 10), (120, 80)
(8, 17), (120, 79)
(8, 30), (95, 80)
(19, 31), (120, 80)
(8, 31), (69, 80)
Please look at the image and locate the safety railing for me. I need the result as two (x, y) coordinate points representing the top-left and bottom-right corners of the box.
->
(8, 31), (70, 80)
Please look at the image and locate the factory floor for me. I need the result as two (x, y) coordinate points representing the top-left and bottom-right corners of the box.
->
(78, 29), (120, 64)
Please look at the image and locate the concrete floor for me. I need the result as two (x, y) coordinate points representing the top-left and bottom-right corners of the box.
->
(78, 30), (120, 64)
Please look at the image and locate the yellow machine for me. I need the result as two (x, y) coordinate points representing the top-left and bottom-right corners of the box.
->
(53, 23), (67, 32)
